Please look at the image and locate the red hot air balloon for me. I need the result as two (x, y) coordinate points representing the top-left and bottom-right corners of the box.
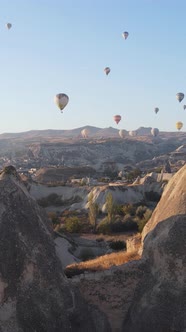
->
(113, 115), (121, 125)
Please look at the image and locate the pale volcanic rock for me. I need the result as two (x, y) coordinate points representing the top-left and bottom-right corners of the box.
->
(142, 164), (186, 243)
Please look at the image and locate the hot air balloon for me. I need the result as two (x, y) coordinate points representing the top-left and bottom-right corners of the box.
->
(122, 31), (129, 40)
(151, 128), (159, 137)
(119, 129), (125, 138)
(183, 105), (186, 110)
(104, 67), (110, 75)
(154, 107), (159, 114)
(54, 93), (69, 112)
(176, 93), (184, 103)
(129, 130), (137, 137)
(176, 121), (183, 131)
(113, 115), (121, 125)
(81, 128), (89, 138)
(6, 23), (12, 30)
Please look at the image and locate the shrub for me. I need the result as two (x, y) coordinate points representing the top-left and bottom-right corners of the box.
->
(125, 168), (141, 181)
(138, 219), (148, 233)
(144, 209), (152, 221)
(115, 205), (124, 215)
(138, 208), (152, 233)
(109, 240), (126, 251)
(136, 205), (147, 219)
(122, 204), (136, 216)
(123, 216), (138, 231)
(97, 218), (111, 234)
(110, 220), (125, 232)
(110, 217), (138, 233)
(64, 216), (82, 233)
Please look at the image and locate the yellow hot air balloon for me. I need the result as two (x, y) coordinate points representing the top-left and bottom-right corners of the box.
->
(176, 121), (183, 131)
(54, 93), (69, 113)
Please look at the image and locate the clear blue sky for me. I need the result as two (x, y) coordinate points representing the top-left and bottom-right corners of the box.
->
(0, 0), (186, 133)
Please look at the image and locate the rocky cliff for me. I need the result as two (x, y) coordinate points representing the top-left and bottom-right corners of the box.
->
(122, 165), (186, 331)
(0, 166), (110, 332)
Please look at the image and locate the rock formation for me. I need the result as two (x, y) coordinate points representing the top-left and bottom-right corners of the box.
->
(122, 164), (186, 332)
(142, 164), (186, 242)
(0, 166), (110, 332)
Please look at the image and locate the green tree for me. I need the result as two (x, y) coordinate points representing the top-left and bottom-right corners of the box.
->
(64, 216), (82, 233)
(88, 192), (99, 231)
(105, 192), (116, 223)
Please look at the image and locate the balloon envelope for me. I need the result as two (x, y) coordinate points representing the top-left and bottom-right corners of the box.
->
(81, 128), (89, 138)
(154, 107), (159, 114)
(104, 67), (110, 75)
(176, 93), (184, 103)
(119, 129), (125, 138)
(6, 23), (12, 29)
(122, 31), (129, 39)
(151, 128), (159, 137)
(113, 115), (121, 124)
(129, 130), (137, 137)
(54, 93), (69, 112)
(176, 121), (183, 130)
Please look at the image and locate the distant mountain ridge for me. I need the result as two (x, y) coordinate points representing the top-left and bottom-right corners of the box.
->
(0, 126), (117, 139)
(0, 126), (186, 142)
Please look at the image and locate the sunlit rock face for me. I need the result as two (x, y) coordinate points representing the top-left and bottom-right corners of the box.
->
(142, 164), (186, 243)
(0, 166), (111, 332)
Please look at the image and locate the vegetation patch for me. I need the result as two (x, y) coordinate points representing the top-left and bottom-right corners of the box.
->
(64, 250), (140, 278)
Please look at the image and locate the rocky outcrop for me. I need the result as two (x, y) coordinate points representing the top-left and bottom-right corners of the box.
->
(87, 179), (163, 212)
(122, 165), (186, 332)
(0, 166), (110, 332)
(29, 175), (163, 213)
(142, 164), (186, 242)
